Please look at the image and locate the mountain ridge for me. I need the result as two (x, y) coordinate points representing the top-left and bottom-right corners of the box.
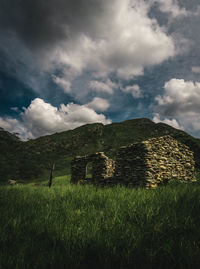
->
(0, 118), (200, 181)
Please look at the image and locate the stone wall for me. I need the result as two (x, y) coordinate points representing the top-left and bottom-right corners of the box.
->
(114, 142), (147, 187)
(114, 135), (195, 188)
(71, 135), (195, 188)
(71, 152), (115, 184)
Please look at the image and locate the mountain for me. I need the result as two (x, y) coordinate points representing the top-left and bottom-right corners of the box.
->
(1, 118), (200, 181)
(0, 128), (22, 180)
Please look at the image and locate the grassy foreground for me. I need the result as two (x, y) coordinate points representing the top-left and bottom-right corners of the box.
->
(1, 176), (200, 269)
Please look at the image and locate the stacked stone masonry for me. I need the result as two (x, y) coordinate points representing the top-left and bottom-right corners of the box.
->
(70, 135), (195, 188)
(71, 152), (115, 185)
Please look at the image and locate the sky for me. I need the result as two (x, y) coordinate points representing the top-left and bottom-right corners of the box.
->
(0, 0), (200, 140)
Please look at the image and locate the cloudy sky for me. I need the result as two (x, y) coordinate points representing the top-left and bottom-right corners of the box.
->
(0, 0), (200, 139)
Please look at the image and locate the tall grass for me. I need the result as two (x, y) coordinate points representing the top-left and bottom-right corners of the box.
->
(1, 176), (200, 268)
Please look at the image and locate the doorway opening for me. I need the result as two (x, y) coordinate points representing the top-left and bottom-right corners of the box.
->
(86, 162), (93, 179)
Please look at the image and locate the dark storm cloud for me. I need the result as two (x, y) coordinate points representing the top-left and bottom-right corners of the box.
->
(0, 0), (177, 84)
(0, 0), (109, 50)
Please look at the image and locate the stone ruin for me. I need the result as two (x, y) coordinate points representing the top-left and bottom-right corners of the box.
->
(70, 135), (195, 188)
(71, 152), (115, 184)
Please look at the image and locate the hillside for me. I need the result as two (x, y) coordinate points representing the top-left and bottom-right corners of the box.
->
(1, 118), (200, 181)
(0, 128), (22, 180)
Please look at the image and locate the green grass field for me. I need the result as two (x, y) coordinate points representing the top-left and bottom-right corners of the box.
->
(1, 176), (200, 269)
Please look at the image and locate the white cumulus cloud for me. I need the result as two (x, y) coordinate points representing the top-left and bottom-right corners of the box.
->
(22, 98), (111, 138)
(153, 113), (184, 130)
(191, 66), (200, 73)
(52, 75), (71, 93)
(0, 98), (111, 139)
(89, 79), (117, 94)
(122, 84), (143, 98)
(0, 117), (30, 139)
(156, 79), (200, 115)
(51, 0), (176, 80)
(154, 78), (200, 136)
(86, 97), (110, 112)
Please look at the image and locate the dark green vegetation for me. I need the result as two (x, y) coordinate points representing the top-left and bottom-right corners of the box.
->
(1, 118), (200, 181)
(1, 176), (200, 269)
(1, 119), (200, 269)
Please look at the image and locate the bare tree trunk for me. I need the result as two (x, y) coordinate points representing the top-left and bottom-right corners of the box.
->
(48, 163), (55, 188)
